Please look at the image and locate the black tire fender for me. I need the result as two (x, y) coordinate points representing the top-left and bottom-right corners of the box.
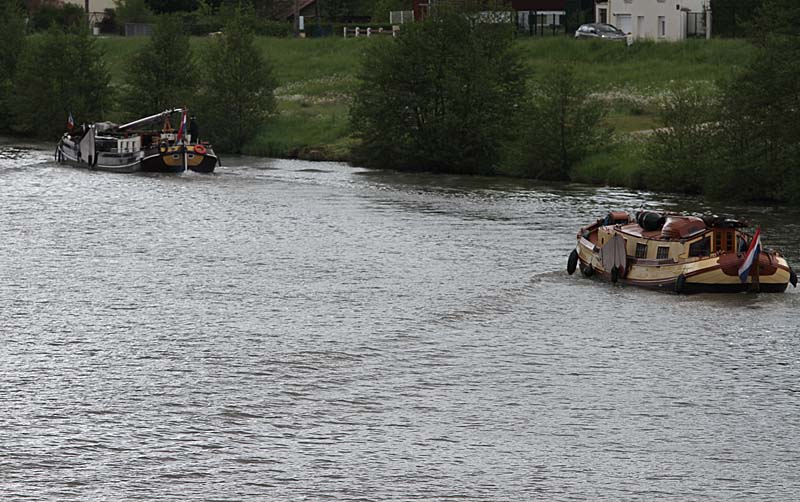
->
(675, 274), (687, 294)
(610, 266), (619, 283)
(581, 263), (594, 277)
(790, 266), (798, 288)
(567, 249), (578, 275)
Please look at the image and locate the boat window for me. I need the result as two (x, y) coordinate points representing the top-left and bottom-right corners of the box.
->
(714, 229), (735, 252)
(656, 246), (670, 260)
(689, 237), (710, 257)
(635, 242), (648, 259)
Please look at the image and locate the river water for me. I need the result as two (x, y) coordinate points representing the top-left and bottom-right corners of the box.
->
(2, 140), (799, 501)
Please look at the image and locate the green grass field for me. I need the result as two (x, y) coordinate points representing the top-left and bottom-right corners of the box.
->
(97, 35), (753, 162)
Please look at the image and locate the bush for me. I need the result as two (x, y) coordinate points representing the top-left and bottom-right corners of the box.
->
(11, 26), (111, 138)
(708, 35), (800, 202)
(504, 64), (610, 180)
(0, 0), (26, 131)
(29, 4), (87, 32)
(349, 9), (525, 174)
(643, 86), (718, 194)
(121, 14), (195, 119)
(196, 9), (277, 152)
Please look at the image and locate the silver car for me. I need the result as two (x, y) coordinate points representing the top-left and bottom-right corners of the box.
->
(575, 23), (627, 40)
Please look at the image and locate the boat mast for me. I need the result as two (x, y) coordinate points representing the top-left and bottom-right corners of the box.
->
(118, 108), (184, 131)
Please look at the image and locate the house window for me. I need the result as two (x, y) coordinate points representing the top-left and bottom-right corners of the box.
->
(658, 16), (666, 37)
(635, 243), (648, 259)
(657, 246), (670, 260)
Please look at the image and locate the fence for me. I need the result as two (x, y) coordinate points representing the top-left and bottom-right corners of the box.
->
(343, 26), (400, 38)
(686, 12), (707, 38)
(389, 11), (414, 25)
(124, 23), (153, 37)
(517, 11), (569, 37)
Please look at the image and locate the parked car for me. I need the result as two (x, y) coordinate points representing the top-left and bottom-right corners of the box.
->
(575, 23), (627, 40)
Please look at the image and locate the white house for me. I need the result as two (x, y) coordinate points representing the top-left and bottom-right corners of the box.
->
(595, 0), (712, 41)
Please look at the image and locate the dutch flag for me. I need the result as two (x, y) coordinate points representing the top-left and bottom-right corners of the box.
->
(67, 112), (75, 130)
(738, 227), (762, 283)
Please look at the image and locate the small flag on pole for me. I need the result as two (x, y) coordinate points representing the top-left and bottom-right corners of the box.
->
(67, 112), (75, 130)
(176, 109), (187, 142)
(738, 227), (762, 283)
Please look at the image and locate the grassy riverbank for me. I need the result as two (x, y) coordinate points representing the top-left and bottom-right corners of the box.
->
(98, 35), (753, 167)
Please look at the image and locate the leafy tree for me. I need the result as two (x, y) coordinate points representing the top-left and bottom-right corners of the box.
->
(322, 0), (373, 21)
(196, 9), (277, 152)
(29, 3), (87, 32)
(710, 0), (763, 38)
(370, 0), (411, 23)
(145, 0), (198, 14)
(0, 0), (26, 130)
(349, 8), (525, 174)
(644, 86), (717, 194)
(114, 0), (154, 24)
(751, 0), (800, 40)
(701, 0), (800, 202)
(505, 64), (609, 180)
(710, 37), (800, 202)
(11, 26), (111, 138)
(121, 15), (195, 118)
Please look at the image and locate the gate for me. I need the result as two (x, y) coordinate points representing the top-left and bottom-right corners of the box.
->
(686, 12), (706, 38)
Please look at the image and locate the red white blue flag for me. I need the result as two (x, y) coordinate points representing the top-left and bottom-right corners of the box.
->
(176, 109), (187, 142)
(738, 227), (762, 283)
(67, 112), (75, 130)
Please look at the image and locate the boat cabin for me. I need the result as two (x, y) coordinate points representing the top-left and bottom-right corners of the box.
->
(591, 212), (747, 263)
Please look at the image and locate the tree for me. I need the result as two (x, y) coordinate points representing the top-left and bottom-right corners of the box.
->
(122, 15), (195, 118)
(370, 0), (409, 23)
(349, 9), (525, 174)
(145, 0), (198, 14)
(113, 0), (154, 24)
(705, 0), (800, 202)
(196, 9), (277, 152)
(644, 86), (717, 194)
(11, 26), (111, 138)
(505, 64), (609, 180)
(0, 0), (26, 130)
(710, 37), (800, 202)
(750, 0), (800, 40)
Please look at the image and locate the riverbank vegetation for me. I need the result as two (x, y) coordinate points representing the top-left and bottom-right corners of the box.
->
(1, 0), (797, 203)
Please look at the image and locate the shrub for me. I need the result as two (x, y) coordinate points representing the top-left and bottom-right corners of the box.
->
(196, 8), (277, 152)
(11, 26), (111, 138)
(643, 86), (718, 194)
(505, 64), (610, 180)
(349, 9), (525, 174)
(121, 14), (195, 118)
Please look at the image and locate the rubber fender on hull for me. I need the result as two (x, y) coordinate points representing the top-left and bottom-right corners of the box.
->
(610, 266), (619, 283)
(567, 249), (578, 275)
(790, 267), (798, 288)
(581, 263), (594, 277)
(675, 274), (687, 294)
